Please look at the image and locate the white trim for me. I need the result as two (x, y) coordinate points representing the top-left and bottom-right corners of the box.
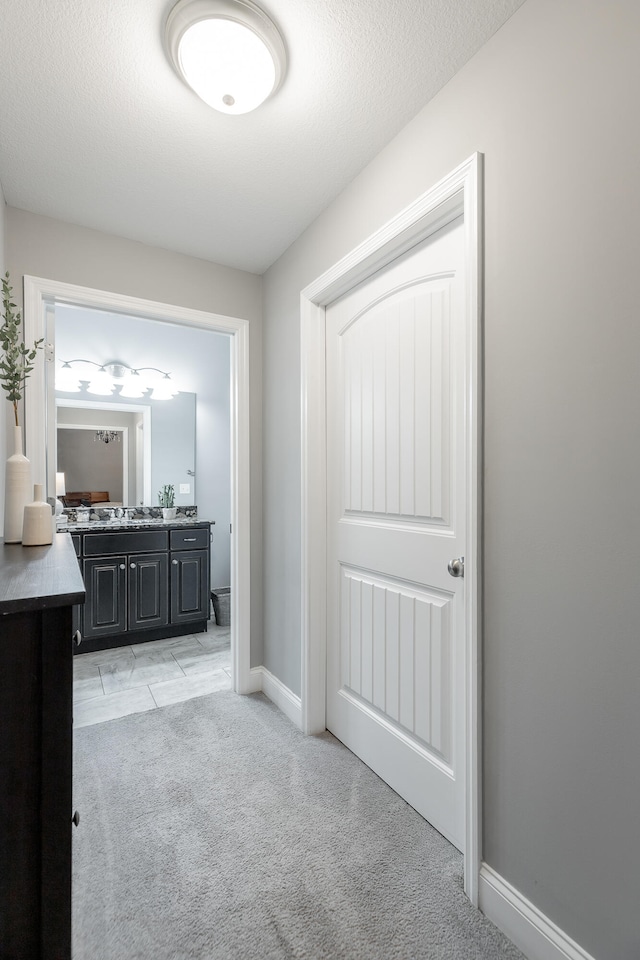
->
(250, 666), (303, 729)
(23, 276), (252, 698)
(300, 154), (483, 903)
(247, 666), (264, 695)
(479, 864), (598, 960)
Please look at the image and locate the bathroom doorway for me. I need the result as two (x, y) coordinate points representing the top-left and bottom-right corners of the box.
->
(24, 275), (252, 695)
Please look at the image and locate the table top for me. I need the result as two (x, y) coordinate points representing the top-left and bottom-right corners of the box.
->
(0, 532), (86, 615)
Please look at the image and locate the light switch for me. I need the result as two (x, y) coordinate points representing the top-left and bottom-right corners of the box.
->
(179, 483), (190, 494)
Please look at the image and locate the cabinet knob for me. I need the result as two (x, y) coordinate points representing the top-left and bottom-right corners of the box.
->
(73, 629), (82, 646)
(172, 559), (178, 565)
(119, 564), (126, 570)
(72, 810), (80, 827)
(130, 563), (137, 569)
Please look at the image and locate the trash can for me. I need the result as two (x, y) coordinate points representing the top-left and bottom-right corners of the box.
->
(211, 587), (231, 626)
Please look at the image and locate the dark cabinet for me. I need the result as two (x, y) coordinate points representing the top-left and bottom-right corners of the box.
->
(171, 549), (209, 622)
(83, 555), (127, 638)
(169, 526), (210, 624)
(0, 534), (85, 959)
(83, 552), (169, 638)
(129, 552), (169, 630)
(74, 522), (210, 653)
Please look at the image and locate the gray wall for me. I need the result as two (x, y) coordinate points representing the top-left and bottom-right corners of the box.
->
(262, 1), (640, 957)
(0, 185), (7, 500)
(6, 209), (263, 665)
(0, 184), (4, 273)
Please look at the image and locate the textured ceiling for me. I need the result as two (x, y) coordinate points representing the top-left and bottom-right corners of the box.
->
(0, 0), (524, 274)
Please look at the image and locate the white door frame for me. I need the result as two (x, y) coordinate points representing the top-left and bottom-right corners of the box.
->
(300, 153), (483, 903)
(23, 276), (252, 695)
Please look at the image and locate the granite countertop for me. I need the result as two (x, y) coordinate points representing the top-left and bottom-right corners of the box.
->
(60, 517), (212, 533)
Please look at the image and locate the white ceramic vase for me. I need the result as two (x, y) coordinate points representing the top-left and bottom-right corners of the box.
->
(4, 425), (31, 543)
(22, 483), (53, 546)
(162, 507), (177, 521)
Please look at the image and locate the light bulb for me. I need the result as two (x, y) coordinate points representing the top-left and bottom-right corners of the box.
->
(87, 371), (115, 396)
(179, 19), (276, 114)
(119, 372), (147, 398)
(150, 377), (178, 400)
(56, 364), (81, 392)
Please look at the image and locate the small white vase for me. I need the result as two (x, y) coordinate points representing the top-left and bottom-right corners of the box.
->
(162, 507), (177, 521)
(4, 425), (31, 543)
(22, 483), (53, 547)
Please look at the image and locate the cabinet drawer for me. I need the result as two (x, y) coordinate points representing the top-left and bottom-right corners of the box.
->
(83, 530), (168, 556)
(170, 527), (209, 551)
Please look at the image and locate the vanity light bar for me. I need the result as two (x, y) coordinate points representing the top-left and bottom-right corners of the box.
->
(56, 359), (179, 399)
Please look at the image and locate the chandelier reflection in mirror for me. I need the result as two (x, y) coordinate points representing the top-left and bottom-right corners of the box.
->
(56, 360), (179, 400)
(95, 430), (120, 445)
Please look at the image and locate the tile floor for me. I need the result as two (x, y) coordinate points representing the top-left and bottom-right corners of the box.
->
(73, 622), (231, 728)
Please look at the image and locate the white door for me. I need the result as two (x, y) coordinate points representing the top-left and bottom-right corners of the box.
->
(326, 217), (466, 851)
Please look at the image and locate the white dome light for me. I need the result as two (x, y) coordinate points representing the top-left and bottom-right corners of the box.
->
(165, 0), (286, 115)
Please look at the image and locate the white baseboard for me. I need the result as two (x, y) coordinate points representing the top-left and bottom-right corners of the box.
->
(246, 666), (264, 695)
(479, 864), (597, 960)
(248, 666), (302, 729)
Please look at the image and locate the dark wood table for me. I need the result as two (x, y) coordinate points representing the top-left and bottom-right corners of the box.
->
(0, 533), (85, 959)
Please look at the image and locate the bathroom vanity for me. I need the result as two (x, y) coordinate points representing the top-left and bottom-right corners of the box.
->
(67, 518), (212, 654)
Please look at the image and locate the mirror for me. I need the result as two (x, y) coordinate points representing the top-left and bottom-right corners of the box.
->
(47, 304), (198, 509)
(55, 393), (196, 506)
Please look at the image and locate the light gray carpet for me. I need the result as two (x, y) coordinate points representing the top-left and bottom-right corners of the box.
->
(72, 691), (523, 960)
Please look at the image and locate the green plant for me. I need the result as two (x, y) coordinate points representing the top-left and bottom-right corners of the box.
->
(158, 484), (175, 508)
(0, 272), (43, 427)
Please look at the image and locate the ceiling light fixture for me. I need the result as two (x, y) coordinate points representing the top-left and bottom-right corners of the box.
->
(165, 0), (287, 115)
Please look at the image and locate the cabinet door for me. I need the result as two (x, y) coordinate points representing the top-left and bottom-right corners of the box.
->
(170, 550), (209, 624)
(83, 557), (127, 639)
(128, 552), (169, 631)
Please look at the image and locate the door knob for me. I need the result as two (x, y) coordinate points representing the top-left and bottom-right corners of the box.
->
(172, 559), (178, 565)
(130, 563), (137, 569)
(447, 557), (464, 578)
(119, 564), (125, 570)
(72, 810), (80, 827)
(73, 630), (82, 646)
